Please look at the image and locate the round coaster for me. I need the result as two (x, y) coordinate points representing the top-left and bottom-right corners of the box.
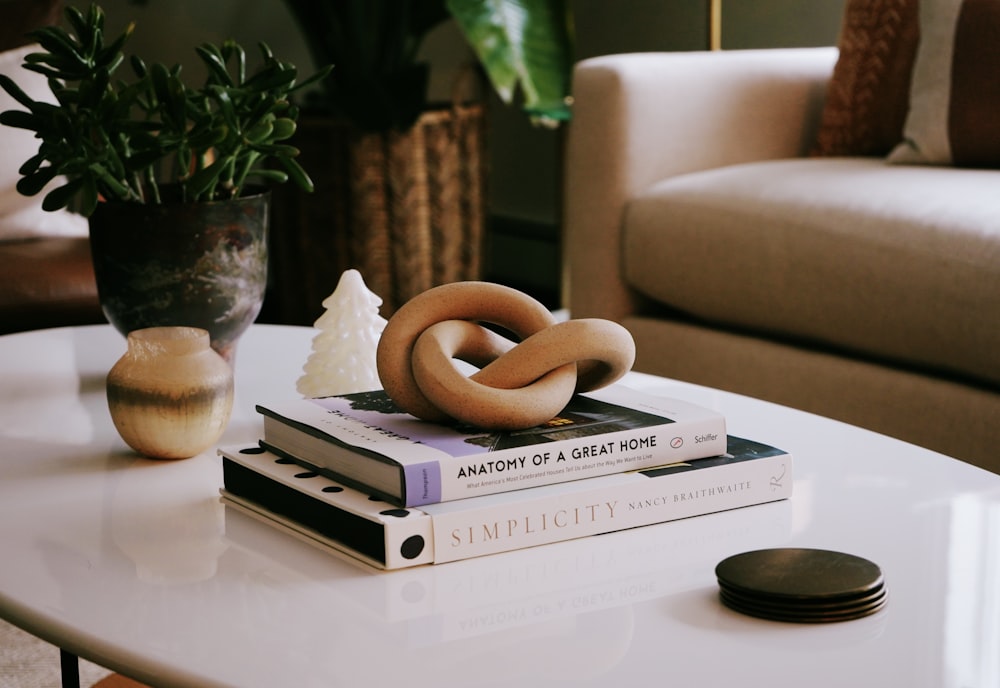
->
(719, 591), (888, 623)
(719, 587), (887, 620)
(718, 583), (886, 613)
(717, 548), (883, 601)
(715, 548), (886, 623)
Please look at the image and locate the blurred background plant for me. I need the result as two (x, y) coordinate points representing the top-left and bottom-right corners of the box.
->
(281, 0), (574, 130)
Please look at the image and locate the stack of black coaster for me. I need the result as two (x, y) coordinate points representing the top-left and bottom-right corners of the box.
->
(715, 548), (887, 623)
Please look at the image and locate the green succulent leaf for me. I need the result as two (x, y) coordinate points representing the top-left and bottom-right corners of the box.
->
(185, 156), (230, 199)
(150, 63), (185, 127)
(187, 125), (227, 150)
(279, 156), (314, 194)
(221, 40), (247, 84)
(64, 6), (90, 40)
(243, 66), (299, 94)
(0, 74), (35, 109)
(20, 62), (72, 81)
(271, 117), (296, 141)
(129, 55), (147, 78)
(289, 63), (332, 94)
(17, 167), (60, 197)
(196, 43), (236, 87)
(19, 153), (47, 176)
(41, 177), (84, 211)
(79, 176), (100, 217)
(209, 87), (239, 131)
(246, 119), (275, 144)
(84, 16), (103, 57)
(88, 162), (132, 199)
(246, 168), (289, 184)
(31, 28), (86, 62)
(0, 109), (44, 131)
(257, 42), (275, 62)
(24, 50), (87, 76)
(96, 22), (135, 68)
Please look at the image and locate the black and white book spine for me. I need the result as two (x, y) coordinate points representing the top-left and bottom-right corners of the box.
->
(219, 436), (792, 570)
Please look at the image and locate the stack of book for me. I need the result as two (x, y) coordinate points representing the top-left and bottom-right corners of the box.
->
(220, 384), (793, 570)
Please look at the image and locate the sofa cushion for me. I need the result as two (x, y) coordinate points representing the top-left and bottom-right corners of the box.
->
(888, 0), (1000, 167)
(812, 0), (919, 157)
(623, 157), (1000, 387)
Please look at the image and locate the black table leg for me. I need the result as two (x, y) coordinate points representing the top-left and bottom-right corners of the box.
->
(60, 648), (80, 688)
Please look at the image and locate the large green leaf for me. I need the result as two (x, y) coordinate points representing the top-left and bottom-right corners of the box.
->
(447, 0), (573, 126)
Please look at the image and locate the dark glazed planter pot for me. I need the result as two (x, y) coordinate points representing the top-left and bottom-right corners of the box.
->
(88, 189), (270, 363)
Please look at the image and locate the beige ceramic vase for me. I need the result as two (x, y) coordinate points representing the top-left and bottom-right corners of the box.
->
(106, 327), (234, 459)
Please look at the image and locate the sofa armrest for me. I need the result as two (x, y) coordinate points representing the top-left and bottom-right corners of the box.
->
(563, 47), (838, 321)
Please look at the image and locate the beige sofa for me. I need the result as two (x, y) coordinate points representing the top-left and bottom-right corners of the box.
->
(563, 47), (1000, 474)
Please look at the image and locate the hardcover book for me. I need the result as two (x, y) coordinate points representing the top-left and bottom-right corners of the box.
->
(255, 385), (727, 507)
(218, 435), (792, 570)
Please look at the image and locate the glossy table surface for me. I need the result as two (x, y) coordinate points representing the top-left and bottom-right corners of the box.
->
(1, 324), (998, 688)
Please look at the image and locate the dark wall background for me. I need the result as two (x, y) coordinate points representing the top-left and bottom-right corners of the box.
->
(90, 0), (847, 306)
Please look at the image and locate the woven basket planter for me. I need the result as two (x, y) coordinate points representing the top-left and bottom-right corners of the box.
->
(266, 104), (487, 323)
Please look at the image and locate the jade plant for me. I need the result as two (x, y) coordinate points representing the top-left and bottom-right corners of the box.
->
(0, 3), (331, 216)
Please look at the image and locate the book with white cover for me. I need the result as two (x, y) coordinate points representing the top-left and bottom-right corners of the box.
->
(255, 385), (727, 507)
(218, 435), (792, 570)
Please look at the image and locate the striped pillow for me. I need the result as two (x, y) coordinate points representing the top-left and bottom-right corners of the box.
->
(888, 0), (1000, 167)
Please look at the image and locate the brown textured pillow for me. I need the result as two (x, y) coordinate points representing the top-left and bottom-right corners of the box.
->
(889, 0), (1000, 167)
(812, 0), (920, 157)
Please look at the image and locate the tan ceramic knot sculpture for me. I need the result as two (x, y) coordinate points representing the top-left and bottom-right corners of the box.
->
(375, 282), (636, 430)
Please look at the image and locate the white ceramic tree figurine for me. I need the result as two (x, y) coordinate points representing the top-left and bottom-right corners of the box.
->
(297, 270), (388, 398)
